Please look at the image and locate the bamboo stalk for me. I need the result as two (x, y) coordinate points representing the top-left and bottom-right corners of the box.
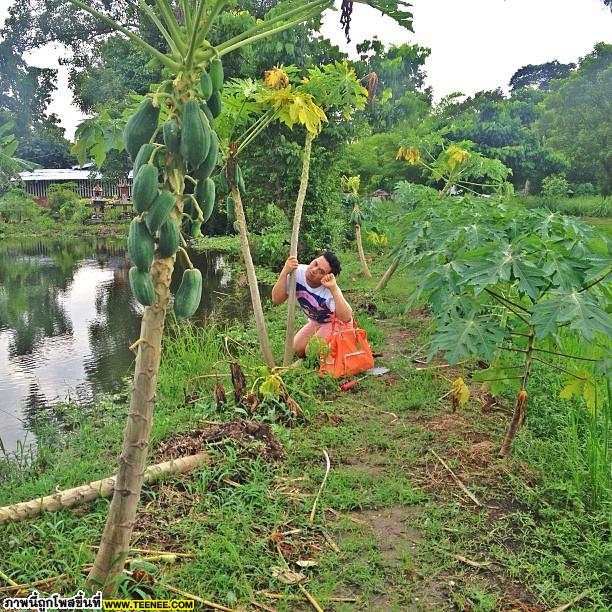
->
(0, 453), (210, 525)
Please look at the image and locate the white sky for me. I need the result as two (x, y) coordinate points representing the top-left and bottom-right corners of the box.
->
(1, 0), (611, 141)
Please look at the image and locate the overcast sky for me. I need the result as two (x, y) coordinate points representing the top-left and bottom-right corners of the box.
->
(1, 0), (611, 141)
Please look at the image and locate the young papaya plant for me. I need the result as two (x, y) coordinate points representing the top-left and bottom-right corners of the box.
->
(63, 0), (413, 595)
(341, 174), (372, 278)
(396, 193), (611, 456)
(262, 62), (369, 365)
(376, 139), (514, 291)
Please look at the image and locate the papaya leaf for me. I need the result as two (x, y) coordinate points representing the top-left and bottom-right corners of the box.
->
(531, 291), (612, 342)
(471, 366), (522, 396)
(429, 316), (506, 364)
(559, 371), (597, 412)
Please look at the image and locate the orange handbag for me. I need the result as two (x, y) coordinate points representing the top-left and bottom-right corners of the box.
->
(319, 317), (375, 379)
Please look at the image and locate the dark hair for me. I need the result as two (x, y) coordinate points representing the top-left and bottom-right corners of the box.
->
(322, 250), (341, 276)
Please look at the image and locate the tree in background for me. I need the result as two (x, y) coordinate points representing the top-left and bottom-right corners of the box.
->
(431, 88), (569, 192)
(538, 43), (612, 194)
(355, 37), (431, 132)
(509, 60), (576, 92)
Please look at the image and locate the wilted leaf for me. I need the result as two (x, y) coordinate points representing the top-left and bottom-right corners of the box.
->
(271, 566), (306, 585)
(451, 377), (470, 410)
(559, 372), (597, 412)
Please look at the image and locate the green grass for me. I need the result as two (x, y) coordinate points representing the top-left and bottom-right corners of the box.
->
(1, 241), (610, 610)
(521, 194), (612, 218)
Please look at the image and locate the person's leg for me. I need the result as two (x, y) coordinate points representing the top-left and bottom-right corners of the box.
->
(315, 317), (353, 340)
(293, 319), (317, 357)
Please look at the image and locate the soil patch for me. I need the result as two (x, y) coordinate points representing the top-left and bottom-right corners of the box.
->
(153, 420), (286, 462)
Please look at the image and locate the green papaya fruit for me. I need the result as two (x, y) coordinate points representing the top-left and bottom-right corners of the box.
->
(208, 90), (222, 118)
(162, 118), (181, 155)
(235, 164), (246, 194)
(146, 190), (175, 233)
(200, 71), (213, 100)
(133, 143), (156, 177)
(226, 194), (235, 224)
(195, 177), (215, 222)
(179, 99), (210, 169)
(124, 98), (160, 161)
(158, 217), (180, 258)
(210, 58), (224, 92)
(201, 102), (214, 125)
(193, 131), (219, 181)
(129, 266), (155, 306)
(132, 164), (159, 213)
(128, 217), (154, 272)
(183, 197), (195, 218)
(173, 268), (203, 320)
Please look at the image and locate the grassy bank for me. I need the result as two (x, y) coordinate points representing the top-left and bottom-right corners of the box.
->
(0, 245), (610, 610)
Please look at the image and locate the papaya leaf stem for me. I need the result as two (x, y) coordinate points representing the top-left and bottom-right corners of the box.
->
(136, 0), (181, 59)
(237, 112), (276, 154)
(198, 0), (228, 42)
(485, 291), (530, 325)
(216, 0), (329, 53)
(531, 356), (588, 380)
(216, 6), (326, 59)
(65, 0), (181, 72)
(185, 0), (207, 71)
(484, 288), (530, 312)
(154, 0), (188, 54)
(532, 347), (599, 362)
(579, 269), (611, 293)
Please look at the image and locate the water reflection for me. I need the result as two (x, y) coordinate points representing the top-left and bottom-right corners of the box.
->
(0, 237), (258, 454)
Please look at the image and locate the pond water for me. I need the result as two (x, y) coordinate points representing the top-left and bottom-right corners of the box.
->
(0, 236), (254, 454)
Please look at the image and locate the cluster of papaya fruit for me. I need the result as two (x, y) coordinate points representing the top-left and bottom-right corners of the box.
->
(123, 58), (226, 320)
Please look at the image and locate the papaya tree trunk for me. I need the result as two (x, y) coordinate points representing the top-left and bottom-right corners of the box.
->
(375, 257), (399, 291)
(283, 131), (314, 366)
(231, 185), (275, 367)
(355, 224), (372, 278)
(86, 254), (175, 595)
(498, 329), (534, 457)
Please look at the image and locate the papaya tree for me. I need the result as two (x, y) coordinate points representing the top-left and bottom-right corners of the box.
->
(396, 193), (611, 456)
(342, 174), (372, 278)
(259, 63), (368, 365)
(63, 0), (413, 595)
(376, 140), (513, 291)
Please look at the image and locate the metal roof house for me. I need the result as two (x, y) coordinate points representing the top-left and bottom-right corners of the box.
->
(18, 167), (133, 201)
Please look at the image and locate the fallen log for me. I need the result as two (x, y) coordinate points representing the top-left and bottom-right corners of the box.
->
(0, 452), (210, 525)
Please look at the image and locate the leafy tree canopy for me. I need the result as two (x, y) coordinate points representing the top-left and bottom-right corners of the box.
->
(538, 42), (612, 194)
(509, 60), (576, 92)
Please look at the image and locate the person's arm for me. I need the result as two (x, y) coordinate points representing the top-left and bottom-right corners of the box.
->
(271, 256), (298, 305)
(321, 274), (352, 322)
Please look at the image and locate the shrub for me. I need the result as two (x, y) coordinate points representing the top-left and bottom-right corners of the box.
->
(541, 173), (570, 198)
(0, 188), (45, 223)
(47, 182), (81, 215)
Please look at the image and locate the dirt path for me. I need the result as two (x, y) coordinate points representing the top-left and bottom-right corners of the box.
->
(300, 316), (544, 611)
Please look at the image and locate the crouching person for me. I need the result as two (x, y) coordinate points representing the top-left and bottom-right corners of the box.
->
(272, 251), (353, 357)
